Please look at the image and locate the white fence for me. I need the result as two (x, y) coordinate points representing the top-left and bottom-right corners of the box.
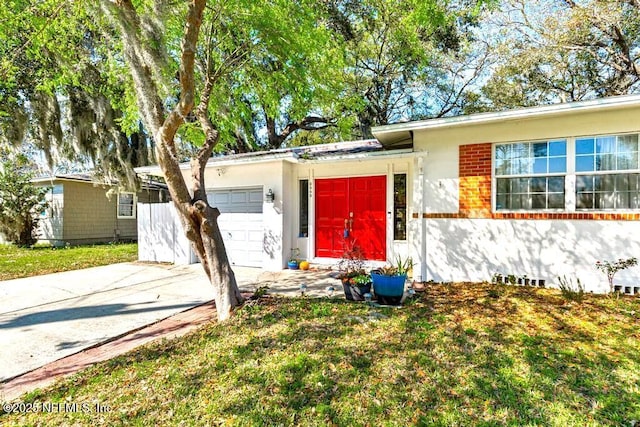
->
(137, 202), (197, 265)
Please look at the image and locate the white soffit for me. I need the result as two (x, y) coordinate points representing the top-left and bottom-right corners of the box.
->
(371, 94), (640, 146)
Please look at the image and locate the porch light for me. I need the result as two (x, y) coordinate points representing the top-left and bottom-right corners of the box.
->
(265, 188), (275, 203)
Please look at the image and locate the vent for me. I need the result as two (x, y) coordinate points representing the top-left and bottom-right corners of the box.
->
(614, 285), (640, 295)
(492, 274), (546, 288)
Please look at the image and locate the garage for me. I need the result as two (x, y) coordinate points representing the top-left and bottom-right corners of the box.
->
(207, 187), (264, 267)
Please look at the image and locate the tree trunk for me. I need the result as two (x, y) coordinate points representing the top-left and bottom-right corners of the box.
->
(156, 135), (243, 322)
(105, 0), (244, 321)
(192, 200), (243, 321)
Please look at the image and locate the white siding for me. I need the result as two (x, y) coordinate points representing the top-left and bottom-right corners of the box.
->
(424, 218), (640, 293)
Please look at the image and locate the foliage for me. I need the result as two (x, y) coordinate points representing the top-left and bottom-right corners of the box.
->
(595, 257), (638, 294)
(0, 243), (137, 281)
(289, 248), (301, 263)
(478, 0), (640, 109)
(491, 272), (504, 283)
(345, 272), (372, 287)
(392, 254), (413, 276)
(0, 155), (48, 246)
(336, 241), (367, 279)
(190, 0), (353, 151)
(327, 0), (494, 136)
(373, 255), (413, 277)
(4, 283), (640, 426)
(0, 1), (153, 188)
(557, 275), (585, 303)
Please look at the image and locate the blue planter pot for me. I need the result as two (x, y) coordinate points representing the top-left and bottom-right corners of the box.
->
(371, 273), (406, 305)
(288, 261), (299, 270)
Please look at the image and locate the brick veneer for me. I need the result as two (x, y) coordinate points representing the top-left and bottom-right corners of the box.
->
(412, 142), (640, 221)
(459, 143), (492, 217)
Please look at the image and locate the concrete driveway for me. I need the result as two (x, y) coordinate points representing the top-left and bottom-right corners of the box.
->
(0, 262), (265, 382)
(0, 261), (341, 384)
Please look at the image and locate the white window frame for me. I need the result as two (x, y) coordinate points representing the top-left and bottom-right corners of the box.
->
(492, 132), (640, 213)
(574, 133), (640, 211)
(493, 139), (568, 212)
(117, 192), (137, 219)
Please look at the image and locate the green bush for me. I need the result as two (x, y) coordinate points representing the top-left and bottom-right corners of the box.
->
(0, 155), (48, 247)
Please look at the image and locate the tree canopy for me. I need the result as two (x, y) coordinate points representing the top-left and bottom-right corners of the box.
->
(478, 0), (640, 109)
(0, 0), (494, 182)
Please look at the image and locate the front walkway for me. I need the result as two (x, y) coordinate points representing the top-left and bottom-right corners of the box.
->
(246, 266), (338, 297)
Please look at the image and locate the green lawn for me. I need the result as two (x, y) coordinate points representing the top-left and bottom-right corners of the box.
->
(2, 282), (639, 426)
(0, 243), (138, 281)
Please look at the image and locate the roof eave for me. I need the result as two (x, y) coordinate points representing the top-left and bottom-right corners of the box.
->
(297, 148), (415, 164)
(371, 94), (640, 144)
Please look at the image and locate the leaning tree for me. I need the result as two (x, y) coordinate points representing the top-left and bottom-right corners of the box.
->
(91, 0), (344, 320)
(1, 0), (340, 320)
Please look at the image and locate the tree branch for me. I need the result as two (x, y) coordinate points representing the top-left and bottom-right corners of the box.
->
(264, 111), (334, 150)
(161, 0), (206, 144)
(192, 75), (219, 202)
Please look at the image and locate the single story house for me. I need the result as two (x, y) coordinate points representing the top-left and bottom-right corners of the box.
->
(33, 173), (168, 246)
(137, 94), (640, 293)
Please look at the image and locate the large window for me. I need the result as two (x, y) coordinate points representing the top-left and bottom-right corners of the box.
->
(494, 133), (640, 212)
(117, 192), (136, 218)
(495, 140), (567, 210)
(576, 174), (640, 209)
(575, 134), (640, 210)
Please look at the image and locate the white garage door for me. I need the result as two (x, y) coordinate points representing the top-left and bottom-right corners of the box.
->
(208, 188), (263, 267)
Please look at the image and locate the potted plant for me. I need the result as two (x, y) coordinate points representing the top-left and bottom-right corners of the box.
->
(336, 243), (371, 301)
(371, 255), (412, 305)
(342, 272), (372, 301)
(288, 248), (300, 270)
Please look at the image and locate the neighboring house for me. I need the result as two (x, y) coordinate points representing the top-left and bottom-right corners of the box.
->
(33, 174), (168, 246)
(137, 94), (640, 293)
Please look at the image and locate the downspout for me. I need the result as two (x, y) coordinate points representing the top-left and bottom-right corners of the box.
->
(417, 156), (427, 282)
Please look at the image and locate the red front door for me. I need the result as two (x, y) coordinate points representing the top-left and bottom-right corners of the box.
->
(315, 176), (386, 260)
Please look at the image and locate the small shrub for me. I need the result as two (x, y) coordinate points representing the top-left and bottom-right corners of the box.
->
(595, 257), (638, 294)
(557, 275), (585, 303)
(487, 287), (501, 299)
(253, 285), (269, 299)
